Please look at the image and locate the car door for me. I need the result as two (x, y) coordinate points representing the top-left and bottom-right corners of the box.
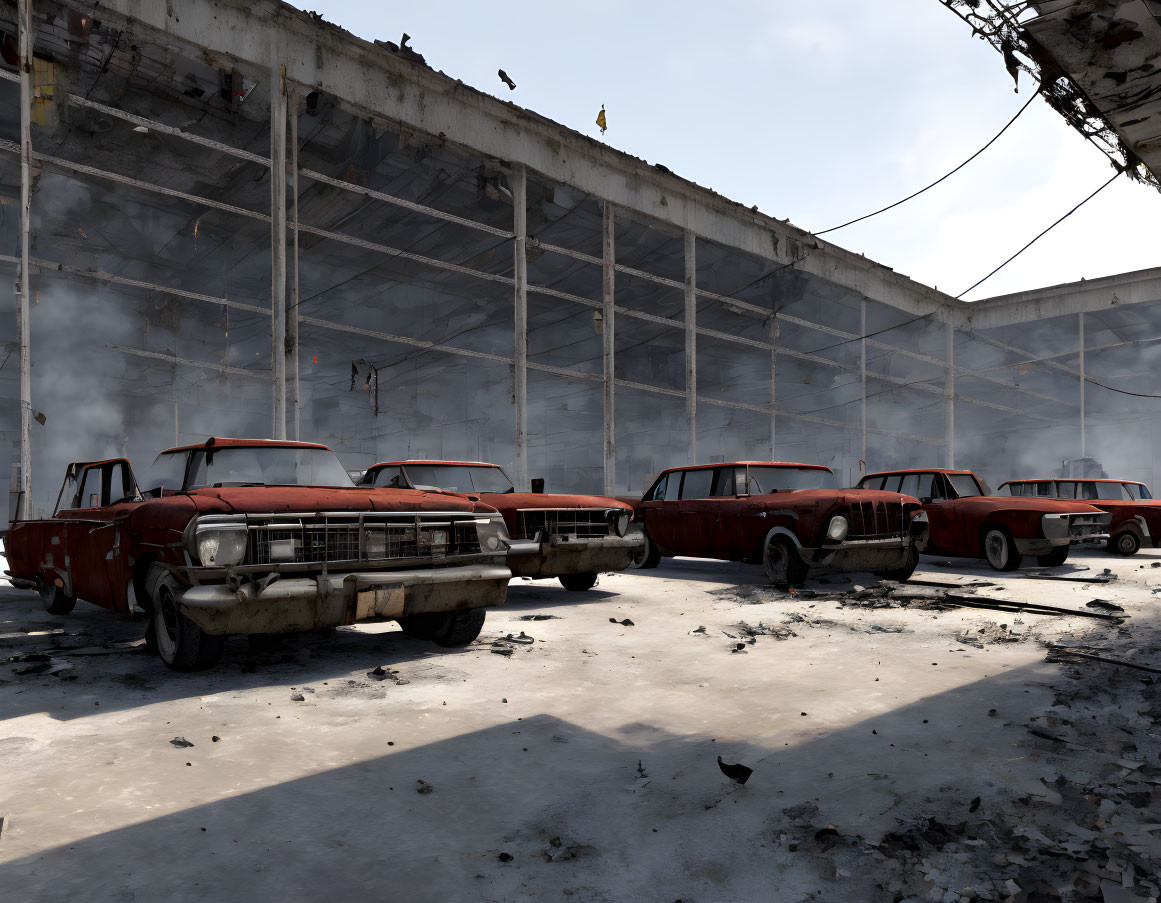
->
(639, 471), (685, 554)
(920, 473), (967, 555)
(706, 467), (747, 559)
(57, 460), (143, 611)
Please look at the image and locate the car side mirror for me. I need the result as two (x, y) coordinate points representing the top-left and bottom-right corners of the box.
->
(530, 477), (545, 494)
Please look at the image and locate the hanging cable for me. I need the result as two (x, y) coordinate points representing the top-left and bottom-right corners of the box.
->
(955, 169), (1120, 299)
(816, 91), (1039, 236)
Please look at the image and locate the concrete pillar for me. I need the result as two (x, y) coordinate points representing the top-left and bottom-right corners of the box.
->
(860, 300), (867, 474)
(512, 165), (528, 490)
(289, 96), (300, 441)
(945, 320), (955, 468)
(269, 62), (288, 440)
(16, 0), (33, 516)
(684, 230), (696, 464)
(602, 202), (615, 496)
(1079, 312), (1085, 459)
(768, 314), (777, 459)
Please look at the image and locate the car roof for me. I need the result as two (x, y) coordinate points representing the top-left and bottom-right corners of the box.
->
(370, 460), (501, 468)
(863, 468), (977, 478)
(999, 478), (1147, 487)
(161, 437), (331, 454)
(658, 461), (833, 475)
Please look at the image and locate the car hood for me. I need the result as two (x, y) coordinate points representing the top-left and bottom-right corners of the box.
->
(474, 492), (632, 512)
(183, 485), (489, 515)
(958, 496), (1105, 514)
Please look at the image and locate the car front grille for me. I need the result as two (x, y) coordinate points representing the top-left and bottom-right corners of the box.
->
(845, 500), (913, 541)
(1068, 512), (1111, 534)
(245, 513), (481, 566)
(513, 508), (611, 541)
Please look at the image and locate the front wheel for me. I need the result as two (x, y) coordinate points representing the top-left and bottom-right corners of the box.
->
(38, 579), (77, 616)
(1108, 529), (1141, 556)
(763, 532), (809, 587)
(397, 609), (486, 647)
(559, 572), (598, 592)
(151, 577), (224, 671)
(983, 526), (1021, 572)
(629, 531), (661, 569)
(1036, 546), (1070, 567)
(875, 546), (919, 582)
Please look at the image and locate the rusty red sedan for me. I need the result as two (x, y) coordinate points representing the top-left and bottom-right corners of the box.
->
(628, 461), (926, 586)
(359, 460), (643, 591)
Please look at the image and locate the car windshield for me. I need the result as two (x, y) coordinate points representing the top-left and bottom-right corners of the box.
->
(182, 446), (354, 489)
(947, 473), (983, 498)
(141, 451), (189, 496)
(401, 464), (514, 493)
(747, 466), (836, 494)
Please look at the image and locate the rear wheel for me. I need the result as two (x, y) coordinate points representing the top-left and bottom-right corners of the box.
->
(1108, 529), (1141, 556)
(1036, 546), (1070, 567)
(151, 576), (224, 671)
(763, 532), (809, 587)
(629, 531), (661, 569)
(875, 545), (919, 582)
(983, 525), (1021, 571)
(38, 579), (76, 616)
(559, 572), (598, 592)
(397, 609), (487, 647)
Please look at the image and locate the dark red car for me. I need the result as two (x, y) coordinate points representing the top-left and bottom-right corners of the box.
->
(628, 461), (926, 586)
(359, 460), (643, 591)
(1001, 478), (1161, 556)
(2, 439), (512, 670)
(857, 468), (1111, 570)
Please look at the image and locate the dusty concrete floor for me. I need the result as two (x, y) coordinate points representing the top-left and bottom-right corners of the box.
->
(3, 548), (1161, 902)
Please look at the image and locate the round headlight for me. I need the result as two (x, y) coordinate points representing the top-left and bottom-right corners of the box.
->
(826, 515), (849, 542)
(474, 514), (511, 553)
(614, 512), (630, 537)
(195, 525), (248, 567)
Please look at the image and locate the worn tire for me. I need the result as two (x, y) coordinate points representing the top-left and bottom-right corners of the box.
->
(1108, 529), (1141, 556)
(982, 525), (1021, 572)
(38, 579), (77, 616)
(559, 572), (598, 592)
(432, 609), (487, 647)
(629, 531), (661, 569)
(874, 545), (919, 582)
(151, 576), (225, 671)
(763, 531), (809, 587)
(1036, 546), (1070, 567)
(396, 612), (444, 641)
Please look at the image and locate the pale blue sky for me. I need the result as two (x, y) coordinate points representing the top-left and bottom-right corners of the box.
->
(306, 0), (1159, 300)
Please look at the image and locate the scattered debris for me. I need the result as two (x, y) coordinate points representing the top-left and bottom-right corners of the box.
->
(290, 693), (305, 702)
(504, 632), (535, 645)
(415, 780), (434, 795)
(608, 618), (634, 627)
(717, 756), (752, 785)
(735, 621), (796, 640)
(367, 666), (388, 681)
(1045, 644), (1161, 675)
(169, 737), (194, 748)
(497, 852), (513, 862)
(491, 647), (514, 657)
(1085, 598), (1125, 614)
(519, 614), (558, 621)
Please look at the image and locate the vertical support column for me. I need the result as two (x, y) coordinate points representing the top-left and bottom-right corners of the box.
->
(684, 230), (697, 464)
(512, 165), (528, 490)
(768, 314), (777, 458)
(288, 97), (300, 441)
(1079, 312), (1086, 459)
(944, 319), (955, 468)
(602, 202), (616, 496)
(269, 62), (288, 440)
(860, 300), (867, 474)
(16, 0), (33, 516)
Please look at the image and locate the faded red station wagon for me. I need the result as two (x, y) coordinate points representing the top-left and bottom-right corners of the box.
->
(629, 461), (926, 586)
(3, 439), (512, 670)
(857, 468), (1111, 570)
(359, 460), (643, 591)
(1001, 477), (1161, 556)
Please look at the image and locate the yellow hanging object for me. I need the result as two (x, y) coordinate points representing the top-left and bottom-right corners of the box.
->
(596, 105), (606, 134)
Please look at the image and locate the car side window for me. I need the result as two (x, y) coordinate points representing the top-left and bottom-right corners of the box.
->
(680, 468), (713, 500)
(711, 468), (736, 497)
(860, 476), (884, 490)
(73, 468), (102, 510)
(107, 462), (139, 505)
(929, 474), (951, 501)
(373, 466), (408, 489)
(1005, 482), (1023, 496)
(648, 473), (675, 501)
(1124, 483), (1141, 500)
(1077, 482), (1098, 500)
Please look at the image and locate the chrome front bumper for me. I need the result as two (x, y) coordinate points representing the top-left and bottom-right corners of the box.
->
(506, 533), (645, 579)
(805, 536), (912, 571)
(176, 562), (512, 635)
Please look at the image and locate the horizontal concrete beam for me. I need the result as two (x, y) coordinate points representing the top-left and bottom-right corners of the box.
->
(85, 0), (960, 323)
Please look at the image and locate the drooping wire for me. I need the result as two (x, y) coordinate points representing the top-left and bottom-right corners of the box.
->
(815, 90), (1039, 235)
(955, 169), (1121, 299)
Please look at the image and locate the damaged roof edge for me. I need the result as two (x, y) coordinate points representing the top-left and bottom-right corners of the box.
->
(968, 265), (1161, 329)
(74, 0), (963, 322)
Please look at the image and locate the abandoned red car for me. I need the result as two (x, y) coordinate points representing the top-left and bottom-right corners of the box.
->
(3, 439), (512, 670)
(1001, 478), (1161, 556)
(857, 468), (1111, 570)
(628, 461), (926, 586)
(359, 460), (643, 591)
